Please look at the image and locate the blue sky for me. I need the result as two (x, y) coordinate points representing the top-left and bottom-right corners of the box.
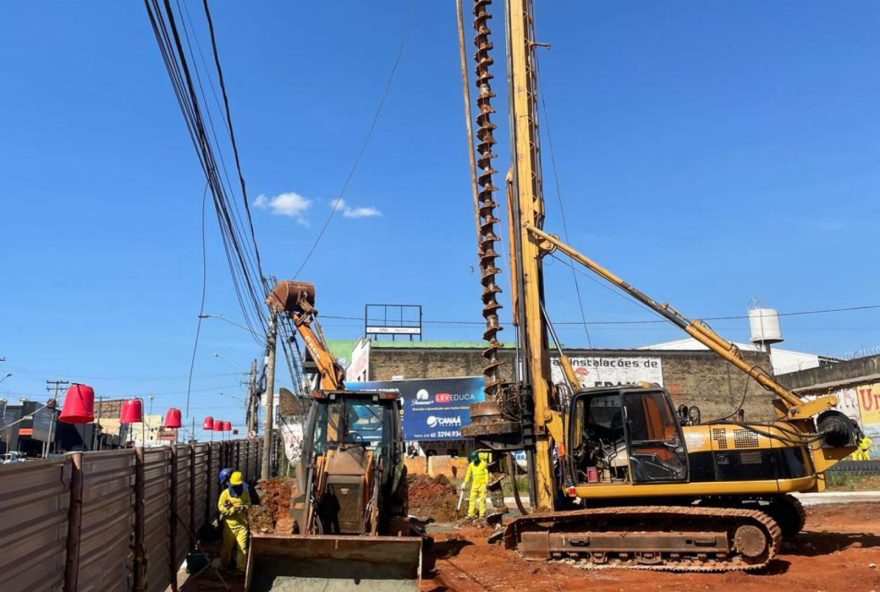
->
(1, 1), (878, 436)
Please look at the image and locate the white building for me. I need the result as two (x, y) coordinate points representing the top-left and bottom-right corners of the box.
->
(639, 338), (839, 375)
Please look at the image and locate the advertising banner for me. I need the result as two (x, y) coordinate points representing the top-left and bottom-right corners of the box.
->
(346, 376), (485, 441)
(856, 383), (880, 457)
(550, 356), (663, 388)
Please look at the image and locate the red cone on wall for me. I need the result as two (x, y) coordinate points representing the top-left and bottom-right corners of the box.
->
(59, 384), (95, 424)
(165, 408), (182, 429)
(120, 398), (143, 424)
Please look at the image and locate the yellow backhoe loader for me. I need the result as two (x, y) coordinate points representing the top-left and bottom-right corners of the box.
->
(245, 281), (421, 591)
(459, 0), (861, 571)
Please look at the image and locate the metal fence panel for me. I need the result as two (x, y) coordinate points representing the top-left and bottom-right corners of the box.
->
(0, 459), (70, 592)
(142, 448), (171, 592)
(192, 444), (208, 533)
(207, 442), (220, 523)
(240, 440), (250, 481)
(230, 441), (239, 475)
(173, 444), (192, 566)
(249, 440), (261, 481)
(78, 450), (135, 592)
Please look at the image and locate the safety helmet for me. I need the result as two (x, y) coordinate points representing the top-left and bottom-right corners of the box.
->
(468, 450), (480, 464)
(219, 467), (232, 485)
(230, 471), (244, 486)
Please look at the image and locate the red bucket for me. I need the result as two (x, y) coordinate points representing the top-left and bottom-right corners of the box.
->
(59, 384), (95, 424)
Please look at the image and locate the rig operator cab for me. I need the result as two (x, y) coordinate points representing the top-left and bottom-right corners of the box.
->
(569, 387), (688, 487)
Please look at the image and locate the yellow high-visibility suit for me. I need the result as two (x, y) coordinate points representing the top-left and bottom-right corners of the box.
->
(463, 452), (491, 518)
(853, 435), (874, 461)
(218, 486), (251, 570)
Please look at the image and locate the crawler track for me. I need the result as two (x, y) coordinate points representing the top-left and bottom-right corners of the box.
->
(504, 505), (782, 572)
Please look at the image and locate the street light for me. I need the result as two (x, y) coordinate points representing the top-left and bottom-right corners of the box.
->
(0, 373), (12, 385)
(213, 353), (247, 375)
(198, 313), (262, 339)
(218, 392), (246, 405)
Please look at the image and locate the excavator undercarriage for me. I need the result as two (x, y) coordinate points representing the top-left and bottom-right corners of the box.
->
(507, 505), (782, 571)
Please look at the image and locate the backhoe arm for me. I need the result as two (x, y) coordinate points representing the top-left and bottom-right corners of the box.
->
(525, 224), (838, 421)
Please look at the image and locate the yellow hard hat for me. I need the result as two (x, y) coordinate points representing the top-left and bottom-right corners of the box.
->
(230, 471), (243, 485)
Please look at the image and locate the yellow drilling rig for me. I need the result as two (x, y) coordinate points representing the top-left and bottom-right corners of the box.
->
(460, 0), (860, 571)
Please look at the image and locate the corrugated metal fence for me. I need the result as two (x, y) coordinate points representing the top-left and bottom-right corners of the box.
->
(0, 439), (263, 592)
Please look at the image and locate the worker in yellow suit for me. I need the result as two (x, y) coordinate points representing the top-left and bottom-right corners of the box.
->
(462, 450), (491, 520)
(853, 434), (873, 461)
(218, 471), (251, 571)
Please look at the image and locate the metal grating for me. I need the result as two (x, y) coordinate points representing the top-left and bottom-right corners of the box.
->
(733, 428), (760, 449)
(0, 459), (70, 592)
(78, 451), (136, 592)
(711, 428), (728, 450)
(739, 451), (762, 465)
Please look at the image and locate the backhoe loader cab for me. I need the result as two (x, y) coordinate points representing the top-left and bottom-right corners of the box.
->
(295, 389), (408, 535)
(569, 387), (689, 486)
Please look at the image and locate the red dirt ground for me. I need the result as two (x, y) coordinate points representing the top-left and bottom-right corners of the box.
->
(179, 502), (880, 591)
(421, 503), (880, 592)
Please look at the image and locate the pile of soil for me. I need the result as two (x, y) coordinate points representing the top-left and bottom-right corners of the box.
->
(250, 478), (295, 534)
(247, 505), (274, 534)
(408, 474), (460, 522)
(259, 477), (294, 522)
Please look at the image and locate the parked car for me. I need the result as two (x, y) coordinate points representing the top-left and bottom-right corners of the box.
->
(0, 451), (27, 464)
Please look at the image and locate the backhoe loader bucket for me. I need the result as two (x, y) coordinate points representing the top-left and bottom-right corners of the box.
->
(267, 280), (316, 315)
(245, 533), (422, 592)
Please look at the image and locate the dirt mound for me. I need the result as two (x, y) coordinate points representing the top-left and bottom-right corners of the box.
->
(249, 478), (295, 534)
(248, 505), (275, 534)
(408, 474), (460, 522)
(260, 477), (294, 521)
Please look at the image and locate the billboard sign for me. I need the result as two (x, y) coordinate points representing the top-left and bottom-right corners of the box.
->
(346, 376), (485, 441)
(551, 356), (663, 388)
(364, 304), (422, 340)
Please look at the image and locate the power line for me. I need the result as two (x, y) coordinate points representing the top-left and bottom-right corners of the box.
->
(292, 0), (418, 279)
(145, 0), (267, 338)
(200, 0), (265, 286)
(318, 302), (880, 327)
(539, 80), (596, 352)
(185, 184), (210, 417)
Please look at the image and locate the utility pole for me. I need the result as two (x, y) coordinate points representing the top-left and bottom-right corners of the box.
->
(45, 380), (69, 457)
(245, 359), (258, 437)
(260, 311), (278, 481)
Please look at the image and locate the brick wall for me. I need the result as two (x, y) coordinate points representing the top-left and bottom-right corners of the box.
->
(368, 347), (776, 421)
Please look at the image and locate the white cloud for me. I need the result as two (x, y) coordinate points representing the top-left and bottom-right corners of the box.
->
(253, 192), (311, 224)
(333, 198), (382, 219)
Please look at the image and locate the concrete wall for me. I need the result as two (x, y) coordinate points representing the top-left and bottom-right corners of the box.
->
(779, 354), (880, 392)
(368, 346), (776, 421)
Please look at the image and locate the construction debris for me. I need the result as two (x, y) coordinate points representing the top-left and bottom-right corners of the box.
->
(248, 478), (295, 534)
(407, 474), (460, 522)
(247, 505), (274, 535)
